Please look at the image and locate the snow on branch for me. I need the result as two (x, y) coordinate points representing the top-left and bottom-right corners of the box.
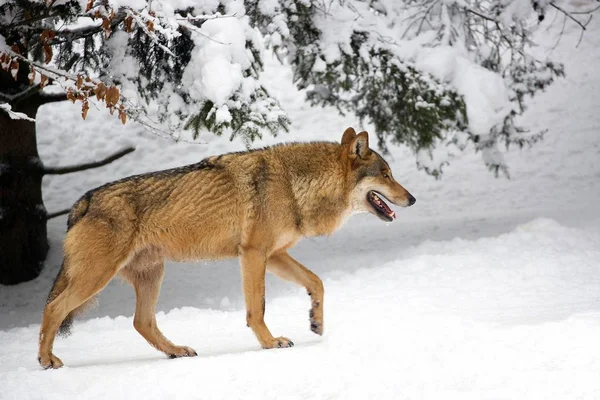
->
(1, 1), (290, 144)
(176, 19), (231, 45)
(122, 8), (177, 57)
(0, 103), (35, 121)
(176, 12), (237, 22)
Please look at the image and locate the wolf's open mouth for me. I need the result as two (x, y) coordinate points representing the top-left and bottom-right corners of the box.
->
(367, 191), (396, 222)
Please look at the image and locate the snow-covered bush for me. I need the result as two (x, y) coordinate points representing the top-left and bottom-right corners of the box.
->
(1, 0), (594, 174)
(0, 0), (290, 143)
(247, 0), (580, 176)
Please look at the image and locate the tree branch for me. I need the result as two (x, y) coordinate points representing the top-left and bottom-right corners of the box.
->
(38, 91), (69, 104)
(464, 7), (498, 23)
(0, 85), (40, 103)
(570, 4), (600, 15)
(44, 146), (135, 175)
(22, 12), (126, 43)
(550, 2), (591, 30)
(47, 208), (70, 220)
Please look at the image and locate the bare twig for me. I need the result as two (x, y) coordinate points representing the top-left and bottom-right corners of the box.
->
(47, 208), (70, 220)
(550, 2), (591, 30)
(464, 7), (498, 23)
(551, 13), (567, 51)
(567, 4), (600, 15)
(417, 0), (440, 36)
(44, 147), (135, 175)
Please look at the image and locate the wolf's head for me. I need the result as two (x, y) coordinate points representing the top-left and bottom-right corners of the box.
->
(341, 127), (415, 222)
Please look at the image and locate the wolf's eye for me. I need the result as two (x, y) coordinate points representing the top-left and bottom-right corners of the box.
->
(382, 171), (390, 179)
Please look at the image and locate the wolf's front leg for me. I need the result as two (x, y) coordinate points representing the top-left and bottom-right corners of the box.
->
(267, 251), (324, 335)
(240, 248), (294, 349)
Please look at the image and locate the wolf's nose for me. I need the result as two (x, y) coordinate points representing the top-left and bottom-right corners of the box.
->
(408, 195), (416, 206)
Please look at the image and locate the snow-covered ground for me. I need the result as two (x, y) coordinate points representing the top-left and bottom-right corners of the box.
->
(1, 9), (600, 400)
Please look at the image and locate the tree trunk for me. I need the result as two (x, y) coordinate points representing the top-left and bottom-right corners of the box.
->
(0, 70), (48, 285)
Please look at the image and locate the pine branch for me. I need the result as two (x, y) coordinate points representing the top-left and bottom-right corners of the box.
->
(44, 146), (135, 175)
(21, 12), (126, 43)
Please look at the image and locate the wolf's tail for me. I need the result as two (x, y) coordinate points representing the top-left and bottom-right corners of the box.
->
(46, 261), (97, 337)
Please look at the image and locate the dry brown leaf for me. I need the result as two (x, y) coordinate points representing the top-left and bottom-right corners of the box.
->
(102, 17), (112, 38)
(40, 75), (48, 88)
(106, 85), (120, 107)
(81, 101), (89, 120)
(67, 89), (76, 103)
(28, 66), (36, 85)
(146, 20), (154, 32)
(125, 16), (134, 33)
(43, 44), (52, 64)
(85, 0), (93, 12)
(76, 74), (83, 90)
(10, 60), (19, 80)
(94, 82), (107, 100)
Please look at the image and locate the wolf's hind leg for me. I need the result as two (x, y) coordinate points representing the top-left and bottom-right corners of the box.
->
(241, 248), (294, 349)
(267, 251), (324, 335)
(120, 251), (197, 359)
(38, 260), (121, 369)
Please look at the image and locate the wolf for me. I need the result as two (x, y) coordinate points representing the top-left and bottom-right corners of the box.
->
(38, 127), (415, 369)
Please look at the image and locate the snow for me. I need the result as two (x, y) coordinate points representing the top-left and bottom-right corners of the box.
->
(1, 219), (600, 399)
(1, 5), (600, 400)
(0, 103), (36, 121)
(178, 14), (263, 126)
(417, 47), (511, 135)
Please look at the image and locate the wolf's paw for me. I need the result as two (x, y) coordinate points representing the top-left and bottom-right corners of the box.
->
(167, 345), (198, 359)
(263, 336), (294, 349)
(38, 353), (64, 369)
(310, 319), (323, 335)
(309, 308), (324, 336)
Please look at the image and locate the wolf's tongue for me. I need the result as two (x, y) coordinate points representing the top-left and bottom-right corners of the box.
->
(380, 200), (395, 219)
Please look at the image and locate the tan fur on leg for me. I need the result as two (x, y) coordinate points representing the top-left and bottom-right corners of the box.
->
(120, 249), (197, 358)
(241, 247), (294, 349)
(267, 251), (324, 335)
(38, 265), (121, 369)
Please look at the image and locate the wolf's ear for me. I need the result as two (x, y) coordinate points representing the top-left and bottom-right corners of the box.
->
(348, 131), (370, 159)
(341, 127), (357, 145)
